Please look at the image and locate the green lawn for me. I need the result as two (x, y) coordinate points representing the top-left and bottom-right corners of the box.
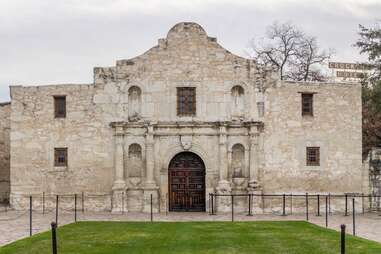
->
(1, 221), (381, 254)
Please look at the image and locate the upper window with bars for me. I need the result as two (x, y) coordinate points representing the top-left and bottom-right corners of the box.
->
(54, 96), (66, 118)
(301, 93), (313, 116)
(177, 87), (196, 116)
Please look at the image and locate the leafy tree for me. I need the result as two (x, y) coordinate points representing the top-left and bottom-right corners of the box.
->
(355, 23), (381, 82)
(355, 22), (381, 158)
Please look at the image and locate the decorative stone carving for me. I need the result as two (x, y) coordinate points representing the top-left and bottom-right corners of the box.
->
(180, 135), (192, 150)
(231, 86), (244, 120)
(128, 143), (143, 177)
(128, 86), (142, 122)
(231, 144), (245, 178)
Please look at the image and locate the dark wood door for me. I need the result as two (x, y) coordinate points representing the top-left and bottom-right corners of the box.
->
(169, 152), (205, 212)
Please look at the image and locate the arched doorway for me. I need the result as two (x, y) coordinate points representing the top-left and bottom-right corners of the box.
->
(168, 152), (206, 212)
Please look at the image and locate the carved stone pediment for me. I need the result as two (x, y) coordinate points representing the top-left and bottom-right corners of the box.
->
(180, 135), (193, 150)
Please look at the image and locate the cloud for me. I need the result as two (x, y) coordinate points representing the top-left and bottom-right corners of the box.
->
(0, 0), (380, 102)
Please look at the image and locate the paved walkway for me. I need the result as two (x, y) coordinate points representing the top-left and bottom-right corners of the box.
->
(1, 209), (381, 246)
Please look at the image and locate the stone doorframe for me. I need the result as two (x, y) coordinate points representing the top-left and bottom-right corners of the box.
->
(109, 120), (263, 213)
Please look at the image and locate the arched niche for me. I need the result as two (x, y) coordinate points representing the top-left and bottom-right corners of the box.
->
(231, 144), (245, 178)
(128, 86), (142, 121)
(230, 85), (245, 120)
(128, 143), (143, 177)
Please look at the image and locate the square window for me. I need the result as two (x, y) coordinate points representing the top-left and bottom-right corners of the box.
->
(54, 96), (66, 118)
(54, 148), (68, 167)
(301, 93), (313, 116)
(306, 147), (320, 166)
(177, 87), (196, 116)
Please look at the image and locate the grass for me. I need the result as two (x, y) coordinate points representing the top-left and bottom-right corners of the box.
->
(1, 221), (381, 254)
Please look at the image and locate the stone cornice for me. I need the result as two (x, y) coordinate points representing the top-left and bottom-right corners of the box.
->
(110, 120), (263, 129)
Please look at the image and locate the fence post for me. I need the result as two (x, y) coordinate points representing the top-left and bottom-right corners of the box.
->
(42, 192), (45, 215)
(328, 193), (331, 215)
(290, 194), (293, 215)
(341, 224), (346, 254)
(317, 194), (321, 216)
(29, 195), (32, 237)
(55, 195), (59, 225)
(211, 194), (215, 215)
(325, 196), (328, 228)
(352, 198), (356, 236)
(369, 194), (373, 211)
(150, 194), (153, 222)
(74, 194), (77, 222)
(82, 192), (84, 213)
(306, 193), (309, 221)
(51, 222), (58, 254)
(122, 191), (125, 215)
(282, 194), (286, 216)
(361, 193), (365, 214)
(345, 194), (348, 216)
(231, 195), (234, 222)
(247, 194), (252, 216)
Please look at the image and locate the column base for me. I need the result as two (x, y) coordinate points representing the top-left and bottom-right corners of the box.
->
(216, 180), (231, 213)
(247, 187), (263, 214)
(111, 189), (128, 213)
(142, 187), (159, 213)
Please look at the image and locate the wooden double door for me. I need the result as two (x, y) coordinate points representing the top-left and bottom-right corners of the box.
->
(168, 152), (206, 212)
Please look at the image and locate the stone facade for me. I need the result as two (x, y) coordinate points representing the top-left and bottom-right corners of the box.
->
(0, 102), (11, 202)
(6, 22), (366, 212)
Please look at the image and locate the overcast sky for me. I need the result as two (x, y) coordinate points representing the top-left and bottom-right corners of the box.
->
(0, 0), (380, 102)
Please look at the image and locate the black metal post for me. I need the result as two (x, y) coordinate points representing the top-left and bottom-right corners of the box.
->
(290, 194), (293, 215)
(74, 194), (77, 222)
(231, 195), (234, 222)
(82, 191), (84, 213)
(317, 194), (321, 216)
(247, 194), (252, 216)
(341, 224), (346, 254)
(166, 193), (169, 216)
(211, 194), (215, 215)
(122, 191), (125, 214)
(345, 194), (348, 216)
(29, 195), (32, 236)
(361, 193), (365, 214)
(328, 193), (331, 215)
(42, 192), (45, 214)
(208, 194), (211, 215)
(150, 194), (153, 222)
(51, 222), (58, 254)
(306, 193), (309, 221)
(55, 195), (59, 225)
(325, 196), (328, 228)
(282, 194), (286, 216)
(352, 198), (356, 236)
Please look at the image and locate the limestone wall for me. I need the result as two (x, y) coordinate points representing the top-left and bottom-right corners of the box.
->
(262, 81), (364, 194)
(7, 22), (365, 212)
(0, 102), (11, 202)
(10, 84), (115, 201)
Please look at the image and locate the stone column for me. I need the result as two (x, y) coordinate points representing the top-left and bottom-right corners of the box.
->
(247, 125), (263, 213)
(248, 125), (261, 194)
(112, 123), (127, 213)
(143, 123), (159, 213)
(227, 149), (232, 180)
(216, 123), (231, 212)
(217, 124), (230, 188)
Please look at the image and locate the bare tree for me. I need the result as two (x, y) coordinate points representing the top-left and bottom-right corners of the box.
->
(289, 36), (333, 81)
(248, 21), (332, 81)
